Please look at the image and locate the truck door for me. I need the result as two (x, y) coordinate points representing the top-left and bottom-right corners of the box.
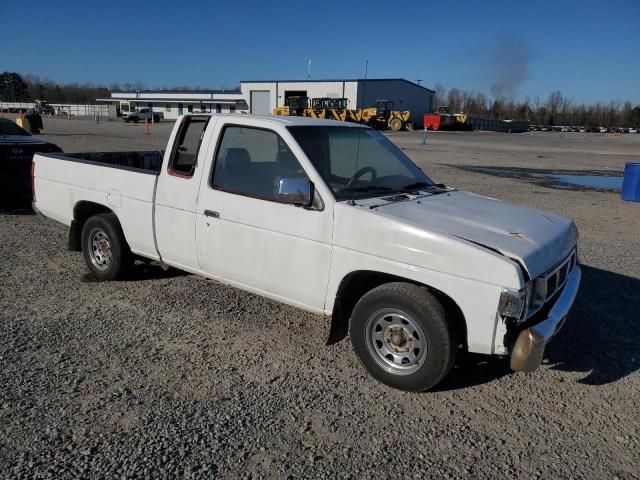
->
(195, 122), (333, 312)
(154, 115), (211, 270)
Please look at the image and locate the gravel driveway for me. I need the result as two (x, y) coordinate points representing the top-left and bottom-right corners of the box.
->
(1, 119), (638, 478)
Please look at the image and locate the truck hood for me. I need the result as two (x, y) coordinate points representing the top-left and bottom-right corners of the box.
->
(363, 190), (578, 279)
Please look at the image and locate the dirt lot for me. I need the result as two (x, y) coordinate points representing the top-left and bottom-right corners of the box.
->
(1, 116), (639, 479)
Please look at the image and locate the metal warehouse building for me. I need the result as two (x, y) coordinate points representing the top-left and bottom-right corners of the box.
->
(98, 78), (434, 122)
(241, 79), (435, 123)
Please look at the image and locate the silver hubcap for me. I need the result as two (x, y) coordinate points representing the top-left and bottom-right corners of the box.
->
(365, 309), (427, 375)
(88, 228), (112, 271)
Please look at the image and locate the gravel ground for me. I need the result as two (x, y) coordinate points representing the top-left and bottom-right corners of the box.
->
(1, 117), (639, 478)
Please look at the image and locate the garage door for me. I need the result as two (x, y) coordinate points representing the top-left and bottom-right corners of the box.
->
(250, 90), (271, 115)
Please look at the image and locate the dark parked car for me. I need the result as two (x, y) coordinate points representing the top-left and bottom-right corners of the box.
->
(0, 118), (62, 208)
(34, 101), (55, 116)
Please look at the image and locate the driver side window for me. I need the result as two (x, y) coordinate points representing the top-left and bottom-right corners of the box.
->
(211, 126), (307, 201)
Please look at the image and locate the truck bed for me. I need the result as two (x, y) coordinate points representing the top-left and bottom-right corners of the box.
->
(33, 150), (164, 260)
(58, 150), (163, 174)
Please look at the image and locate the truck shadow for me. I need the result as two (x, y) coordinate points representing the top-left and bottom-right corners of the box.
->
(545, 264), (640, 385)
(81, 261), (188, 283)
(436, 264), (640, 391)
(0, 206), (36, 215)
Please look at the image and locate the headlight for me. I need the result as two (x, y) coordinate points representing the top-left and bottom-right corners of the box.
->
(499, 288), (528, 319)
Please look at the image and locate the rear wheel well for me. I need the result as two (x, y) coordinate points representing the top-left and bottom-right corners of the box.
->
(328, 270), (467, 349)
(68, 201), (116, 251)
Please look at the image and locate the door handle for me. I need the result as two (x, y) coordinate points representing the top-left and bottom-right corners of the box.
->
(204, 209), (220, 218)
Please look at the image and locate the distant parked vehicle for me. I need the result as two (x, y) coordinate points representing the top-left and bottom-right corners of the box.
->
(599, 127), (608, 133)
(0, 118), (62, 207)
(629, 128), (638, 134)
(122, 108), (163, 123)
(33, 100), (55, 116)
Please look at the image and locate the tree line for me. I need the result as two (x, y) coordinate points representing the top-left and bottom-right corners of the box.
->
(0, 72), (233, 106)
(2, 72), (639, 127)
(1, 72), (111, 105)
(433, 83), (640, 128)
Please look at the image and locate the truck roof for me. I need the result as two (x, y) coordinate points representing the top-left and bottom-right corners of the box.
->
(182, 113), (366, 128)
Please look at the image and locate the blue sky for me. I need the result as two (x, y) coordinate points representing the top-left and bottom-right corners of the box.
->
(1, 0), (638, 104)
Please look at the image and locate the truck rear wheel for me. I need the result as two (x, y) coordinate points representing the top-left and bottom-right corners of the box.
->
(81, 213), (132, 280)
(349, 282), (457, 391)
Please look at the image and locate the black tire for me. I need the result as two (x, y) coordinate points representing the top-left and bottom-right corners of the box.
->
(153, 115), (160, 123)
(133, 117), (139, 123)
(124, 118), (130, 123)
(349, 282), (457, 391)
(389, 117), (403, 131)
(81, 213), (132, 280)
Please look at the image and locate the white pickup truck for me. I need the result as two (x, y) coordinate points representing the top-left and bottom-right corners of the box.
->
(122, 107), (163, 123)
(32, 114), (581, 391)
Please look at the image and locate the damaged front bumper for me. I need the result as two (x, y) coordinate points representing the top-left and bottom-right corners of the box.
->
(510, 265), (582, 372)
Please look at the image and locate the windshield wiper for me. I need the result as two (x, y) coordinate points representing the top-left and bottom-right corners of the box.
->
(400, 181), (450, 193)
(399, 181), (432, 191)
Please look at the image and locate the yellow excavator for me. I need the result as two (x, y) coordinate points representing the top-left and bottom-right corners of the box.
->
(358, 100), (411, 131)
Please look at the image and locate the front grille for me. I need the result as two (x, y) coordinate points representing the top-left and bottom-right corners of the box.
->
(546, 274), (558, 295)
(527, 249), (576, 318)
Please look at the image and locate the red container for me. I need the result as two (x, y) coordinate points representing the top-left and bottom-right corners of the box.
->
(423, 114), (441, 130)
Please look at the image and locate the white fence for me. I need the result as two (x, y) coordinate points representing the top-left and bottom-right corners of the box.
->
(0, 102), (112, 117)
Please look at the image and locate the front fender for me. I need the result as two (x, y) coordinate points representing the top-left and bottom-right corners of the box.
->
(325, 247), (504, 355)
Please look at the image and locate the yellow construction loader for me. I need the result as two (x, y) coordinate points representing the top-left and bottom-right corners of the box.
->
(359, 100), (411, 131)
(273, 96), (310, 116)
(324, 98), (350, 121)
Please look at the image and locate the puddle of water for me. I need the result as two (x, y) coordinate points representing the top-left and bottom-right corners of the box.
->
(462, 166), (624, 191)
(544, 174), (623, 191)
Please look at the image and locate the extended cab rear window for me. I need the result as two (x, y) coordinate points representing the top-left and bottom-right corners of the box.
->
(168, 116), (209, 177)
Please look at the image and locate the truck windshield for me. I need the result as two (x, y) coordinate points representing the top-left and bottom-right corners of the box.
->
(288, 126), (434, 200)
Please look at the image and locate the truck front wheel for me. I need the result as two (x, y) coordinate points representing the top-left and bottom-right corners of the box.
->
(349, 282), (458, 391)
(81, 213), (132, 280)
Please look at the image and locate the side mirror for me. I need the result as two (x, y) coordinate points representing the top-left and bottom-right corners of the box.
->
(277, 177), (312, 207)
